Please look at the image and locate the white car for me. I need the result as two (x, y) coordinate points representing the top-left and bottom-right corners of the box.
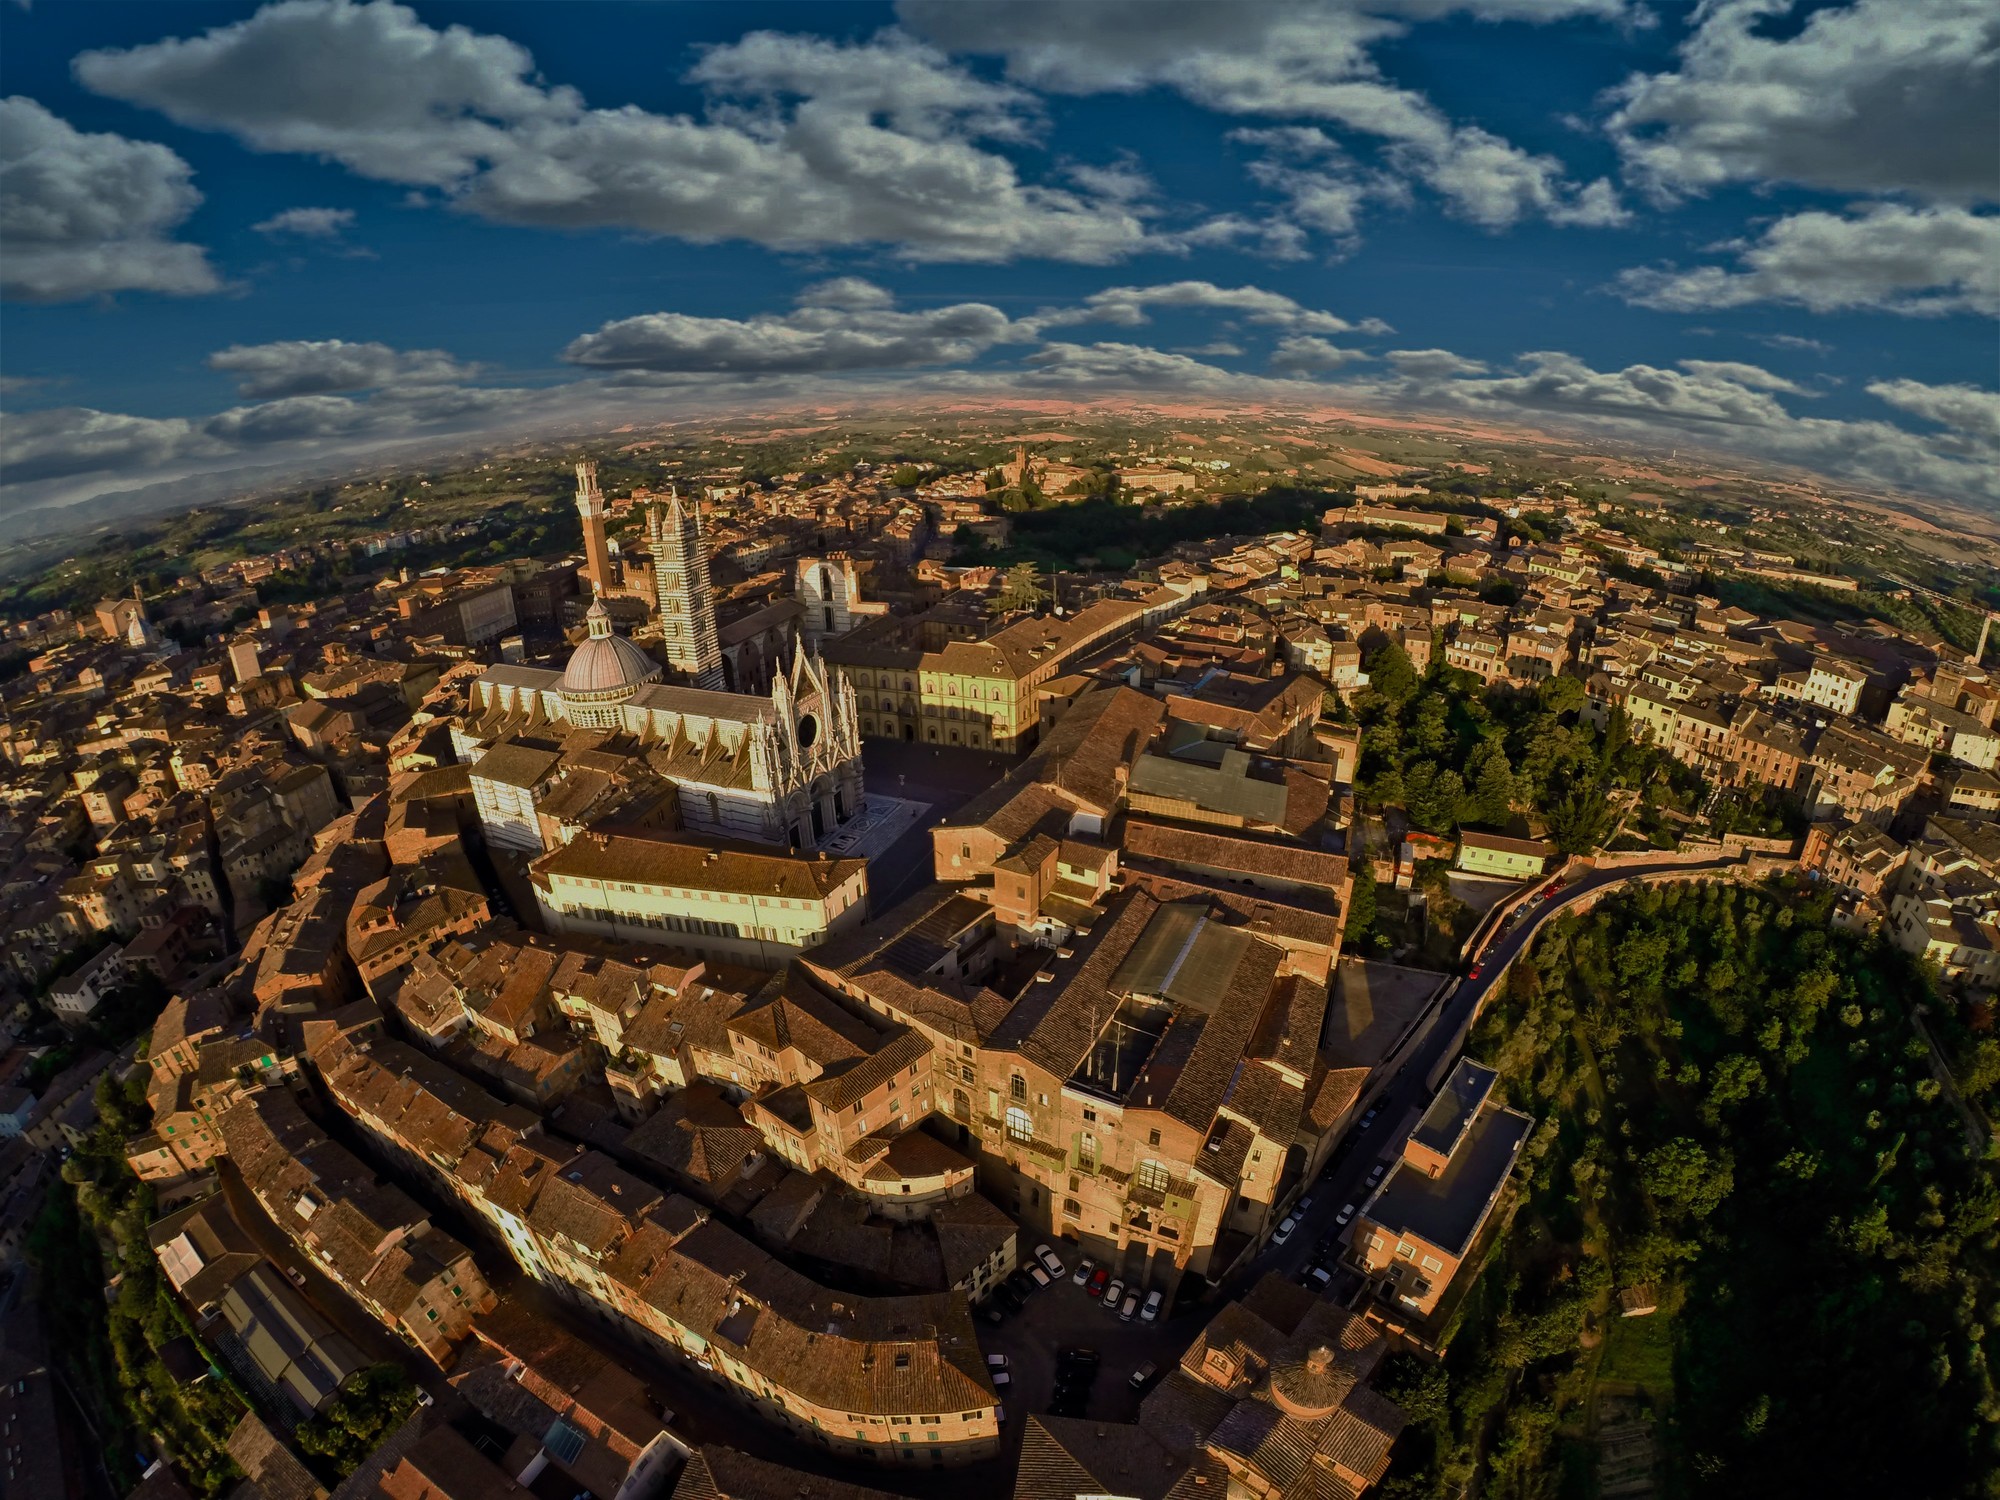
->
(1034, 1243), (1065, 1278)
(1367, 1163), (1387, 1186)
(1103, 1277), (1126, 1310)
(986, 1354), (1009, 1371)
(1072, 1256), (1095, 1287)
(1028, 1263), (1052, 1288)
(1140, 1288), (1164, 1323)
(1119, 1290), (1140, 1321)
(989, 1367), (1010, 1387)
(1272, 1215), (1299, 1247)
(1129, 1361), (1158, 1390)
(1336, 1202), (1356, 1226)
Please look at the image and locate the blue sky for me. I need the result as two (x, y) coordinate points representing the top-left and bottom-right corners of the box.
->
(2, 0), (1995, 515)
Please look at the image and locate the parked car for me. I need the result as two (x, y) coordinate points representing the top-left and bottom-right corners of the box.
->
(1086, 1267), (1110, 1299)
(989, 1367), (1010, 1387)
(1305, 1264), (1333, 1288)
(1367, 1162), (1387, 1186)
(1129, 1362), (1158, 1390)
(1358, 1108), (1378, 1131)
(1102, 1278), (1125, 1310)
(1272, 1215), (1299, 1247)
(1468, 961), (1484, 980)
(1336, 1202), (1356, 1225)
(1072, 1256), (1095, 1287)
(1119, 1290), (1140, 1321)
(982, 1303), (1006, 1325)
(1034, 1243), (1066, 1278)
(987, 1354), (1010, 1372)
(1294, 1194), (1314, 1216)
(1028, 1263), (1052, 1288)
(1140, 1288), (1164, 1322)
(1059, 1346), (1100, 1367)
(996, 1402), (1007, 1425)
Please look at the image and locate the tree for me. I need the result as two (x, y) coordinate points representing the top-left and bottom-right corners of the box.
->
(1537, 673), (1586, 716)
(297, 1365), (420, 1475)
(1345, 861), (1378, 945)
(991, 562), (1047, 616)
(1403, 763), (1467, 834)
(1363, 640), (1418, 709)
(1468, 742), (1516, 826)
(1640, 1137), (1734, 1220)
(1545, 782), (1614, 854)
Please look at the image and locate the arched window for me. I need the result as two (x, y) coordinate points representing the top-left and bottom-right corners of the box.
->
(1005, 1106), (1034, 1144)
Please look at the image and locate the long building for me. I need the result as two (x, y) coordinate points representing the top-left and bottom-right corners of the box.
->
(310, 1032), (1003, 1467)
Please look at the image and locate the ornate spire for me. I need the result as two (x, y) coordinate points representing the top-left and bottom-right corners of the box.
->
(650, 485), (724, 690)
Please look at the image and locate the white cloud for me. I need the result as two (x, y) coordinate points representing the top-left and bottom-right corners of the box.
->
(1618, 204), (2000, 317)
(208, 339), (478, 398)
(1868, 379), (2000, 450)
(1269, 334), (1373, 373)
(1384, 348), (1489, 378)
(251, 205), (354, 238)
(1, 405), (207, 484)
(1358, 351), (2000, 503)
(901, 0), (1628, 231)
(1606, 0), (2000, 204)
(562, 280), (1025, 376)
(1037, 279), (1390, 335)
(0, 95), (220, 302)
(1018, 340), (1267, 392)
(1752, 333), (1832, 355)
(74, 1), (1161, 264)
(4, 329), (537, 493)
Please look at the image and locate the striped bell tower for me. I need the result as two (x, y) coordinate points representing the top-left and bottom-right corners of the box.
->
(648, 487), (725, 689)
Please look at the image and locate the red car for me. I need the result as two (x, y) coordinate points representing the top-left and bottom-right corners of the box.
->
(1468, 962), (1484, 980)
(1086, 1267), (1110, 1298)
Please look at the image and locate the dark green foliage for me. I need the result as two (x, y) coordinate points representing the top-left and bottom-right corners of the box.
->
(962, 487), (1332, 571)
(1348, 643), (1671, 855)
(1384, 878), (2000, 1499)
(31, 1100), (246, 1498)
(297, 1365), (420, 1476)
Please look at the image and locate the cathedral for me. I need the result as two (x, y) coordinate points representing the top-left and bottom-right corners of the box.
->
(456, 467), (865, 853)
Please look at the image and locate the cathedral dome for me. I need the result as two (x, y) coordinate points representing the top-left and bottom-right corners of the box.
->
(560, 596), (662, 701)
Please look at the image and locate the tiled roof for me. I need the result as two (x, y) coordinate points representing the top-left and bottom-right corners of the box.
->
(532, 830), (865, 902)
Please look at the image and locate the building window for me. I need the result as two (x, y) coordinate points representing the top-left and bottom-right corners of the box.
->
(1136, 1159), (1170, 1194)
(1009, 1075), (1026, 1102)
(1148, 1128), (1162, 1147)
(1005, 1106), (1034, 1144)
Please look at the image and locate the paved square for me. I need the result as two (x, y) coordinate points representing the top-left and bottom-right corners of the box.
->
(821, 792), (930, 860)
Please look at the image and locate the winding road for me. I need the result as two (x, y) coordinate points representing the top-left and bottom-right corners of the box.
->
(1247, 852), (1751, 1285)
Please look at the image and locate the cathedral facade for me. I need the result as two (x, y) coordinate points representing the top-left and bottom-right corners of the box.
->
(458, 466), (864, 854)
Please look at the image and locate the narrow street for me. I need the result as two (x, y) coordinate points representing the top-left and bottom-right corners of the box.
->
(1241, 853), (1748, 1288)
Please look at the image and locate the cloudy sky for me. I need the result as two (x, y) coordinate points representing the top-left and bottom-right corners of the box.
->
(3, 0), (1996, 516)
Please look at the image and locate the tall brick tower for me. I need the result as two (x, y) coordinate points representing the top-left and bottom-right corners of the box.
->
(647, 488), (725, 689)
(574, 460), (614, 597)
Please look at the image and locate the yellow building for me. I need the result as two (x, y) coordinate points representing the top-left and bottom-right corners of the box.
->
(531, 831), (868, 968)
(1455, 831), (1554, 880)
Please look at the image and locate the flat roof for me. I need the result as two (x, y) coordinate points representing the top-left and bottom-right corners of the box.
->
(1411, 1059), (1497, 1160)
(1365, 1102), (1531, 1258)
